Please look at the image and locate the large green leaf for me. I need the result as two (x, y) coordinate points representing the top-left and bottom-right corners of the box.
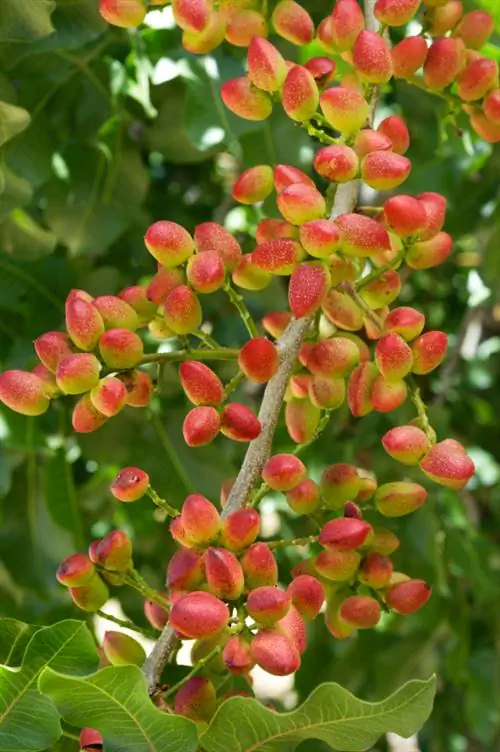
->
(200, 678), (437, 752)
(0, 621), (98, 752)
(0, 0), (55, 44)
(39, 665), (199, 752)
(0, 619), (38, 666)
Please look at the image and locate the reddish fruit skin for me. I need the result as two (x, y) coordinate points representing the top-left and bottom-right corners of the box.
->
(314, 145), (359, 182)
(246, 586), (291, 625)
(225, 10), (268, 48)
(120, 369), (153, 408)
(384, 196), (427, 238)
(119, 285), (158, 321)
(384, 307), (425, 341)
(34, 332), (73, 373)
(374, 0), (420, 25)
(299, 219), (341, 258)
(182, 11), (226, 54)
(233, 255), (272, 291)
(170, 591), (229, 639)
(319, 518), (373, 551)
(274, 165), (314, 193)
(252, 238), (301, 275)
(144, 598), (169, 630)
(407, 232), (453, 270)
(147, 266), (184, 305)
(331, 0), (365, 50)
(92, 530), (133, 571)
(483, 89), (500, 125)
(186, 251), (225, 294)
(256, 218), (297, 244)
(181, 494), (221, 545)
(354, 128), (393, 157)
(321, 466), (360, 506)
(454, 10), (493, 49)
(221, 77), (272, 121)
(72, 395), (107, 433)
(238, 338), (279, 384)
(65, 293), (105, 352)
(282, 65), (320, 122)
(289, 263), (330, 319)
(55, 354), (100, 395)
(172, 0), (211, 33)
(103, 631), (146, 666)
(348, 361), (378, 417)
(375, 333), (413, 381)
(111, 466), (149, 502)
(386, 579), (431, 614)
(391, 36), (428, 78)
(305, 57), (336, 88)
(309, 376), (346, 410)
(370, 526), (400, 555)
(286, 479), (321, 515)
(232, 165), (274, 205)
(241, 543), (278, 589)
(56, 553), (95, 587)
(423, 38), (465, 90)
(174, 676), (216, 722)
(0, 370), (50, 416)
(145, 221), (194, 267)
(307, 337), (360, 377)
(80, 728), (103, 749)
(320, 87), (370, 133)
(92, 296), (138, 330)
(250, 629), (300, 675)
(411, 331), (448, 374)
(359, 552), (393, 588)
(468, 109), (500, 143)
(457, 58), (498, 102)
(420, 438), (474, 489)
(371, 376), (407, 412)
(315, 549), (361, 581)
(277, 605), (307, 655)
(262, 453), (307, 491)
(220, 403), (261, 442)
(163, 285), (202, 335)
(99, 0), (146, 28)
(382, 425), (430, 465)
(339, 595), (381, 628)
(285, 399), (320, 444)
(205, 547), (245, 600)
(183, 406), (220, 447)
(375, 481), (428, 517)
(271, 0), (314, 45)
(90, 377), (128, 417)
(277, 184), (326, 226)
(247, 37), (287, 92)
(288, 575), (324, 619)
(362, 151), (412, 190)
(352, 31), (393, 84)
(179, 361), (224, 406)
(167, 547), (205, 592)
(222, 634), (254, 675)
(378, 116), (410, 155)
(222, 509), (260, 551)
(99, 329), (143, 369)
(336, 213), (390, 257)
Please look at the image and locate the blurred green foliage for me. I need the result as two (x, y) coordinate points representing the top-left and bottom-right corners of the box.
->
(1, 1), (500, 750)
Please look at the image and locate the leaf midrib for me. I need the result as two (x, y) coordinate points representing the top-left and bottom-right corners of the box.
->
(0, 623), (85, 727)
(217, 683), (431, 752)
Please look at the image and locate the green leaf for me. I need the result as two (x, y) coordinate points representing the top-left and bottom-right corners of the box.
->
(0, 619), (38, 666)
(200, 677), (437, 752)
(0, 102), (30, 147)
(0, 0), (56, 44)
(39, 665), (199, 752)
(0, 620), (98, 752)
(0, 210), (57, 260)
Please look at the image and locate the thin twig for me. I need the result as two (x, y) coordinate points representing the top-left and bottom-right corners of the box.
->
(142, 1), (381, 692)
